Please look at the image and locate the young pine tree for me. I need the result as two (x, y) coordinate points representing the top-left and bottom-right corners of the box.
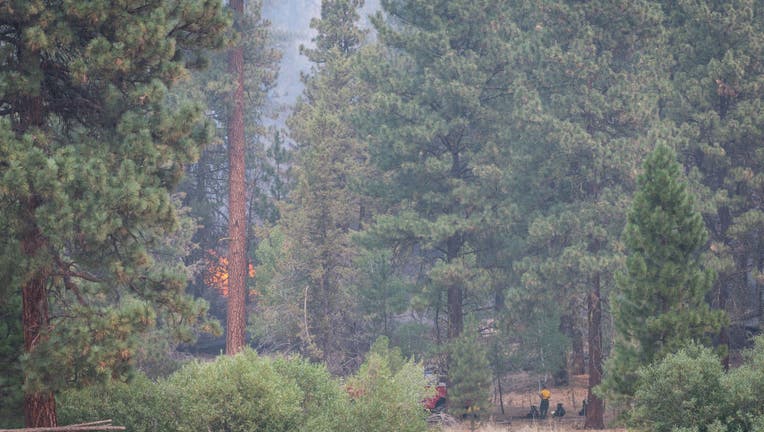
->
(604, 144), (726, 399)
(448, 327), (491, 421)
(254, 0), (370, 372)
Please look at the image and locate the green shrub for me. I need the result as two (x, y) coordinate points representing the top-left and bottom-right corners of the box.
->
(167, 349), (303, 432)
(344, 337), (428, 432)
(270, 356), (351, 432)
(631, 343), (726, 432)
(60, 350), (305, 432)
(59, 346), (430, 432)
(721, 336), (764, 432)
(58, 372), (178, 432)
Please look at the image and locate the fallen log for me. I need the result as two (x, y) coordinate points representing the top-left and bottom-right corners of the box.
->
(0, 419), (125, 432)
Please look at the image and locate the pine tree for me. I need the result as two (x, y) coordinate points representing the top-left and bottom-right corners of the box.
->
(0, 0), (228, 426)
(604, 144), (726, 399)
(448, 326), (491, 422)
(177, 0), (281, 354)
(498, 1), (669, 426)
(658, 0), (764, 367)
(358, 0), (515, 347)
(0, 289), (23, 427)
(253, 0), (370, 371)
(226, 0), (249, 355)
(355, 248), (411, 338)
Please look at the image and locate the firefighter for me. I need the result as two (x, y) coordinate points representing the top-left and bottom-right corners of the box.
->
(539, 386), (551, 419)
(553, 402), (566, 417)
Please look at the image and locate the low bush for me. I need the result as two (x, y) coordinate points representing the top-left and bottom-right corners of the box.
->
(58, 372), (178, 432)
(270, 356), (351, 432)
(721, 337), (764, 432)
(631, 336), (764, 432)
(59, 345), (429, 432)
(167, 349), (303, 432)
(631, 343), (726, 432)
(344, 337), (428, 432)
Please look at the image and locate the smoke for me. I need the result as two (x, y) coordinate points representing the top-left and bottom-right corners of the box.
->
(262, 0), (319, 112)
(262, 0), (381, 123)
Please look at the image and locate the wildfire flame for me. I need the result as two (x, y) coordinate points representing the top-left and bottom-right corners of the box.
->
(204, 250), (256, 297)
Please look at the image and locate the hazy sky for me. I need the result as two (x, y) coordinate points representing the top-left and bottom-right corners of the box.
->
(263, 0), (380, 122)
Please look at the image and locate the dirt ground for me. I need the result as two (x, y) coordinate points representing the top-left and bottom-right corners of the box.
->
(434, 373), (625, 432)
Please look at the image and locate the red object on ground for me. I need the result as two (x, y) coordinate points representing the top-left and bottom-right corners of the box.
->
(423, 384), (447, 411)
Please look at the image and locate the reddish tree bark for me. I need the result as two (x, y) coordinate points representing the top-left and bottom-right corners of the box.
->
(225, 0), (248, 356)
(585, 273), (604, 429)
(22, 261), (57, 427)
(17, 87), (58, 427)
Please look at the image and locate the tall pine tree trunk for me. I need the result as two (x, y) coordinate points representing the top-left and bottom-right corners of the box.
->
(225, 0), (248, 355)
(18, 88), (57, 427)
(22, 234), (56, 428)
(585, 273), (604, 429)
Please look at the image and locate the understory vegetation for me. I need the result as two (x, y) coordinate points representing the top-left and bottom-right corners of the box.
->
(3, 0), (764, 430)
(630, 336), (764, 432)
(58, 339), (428, 432)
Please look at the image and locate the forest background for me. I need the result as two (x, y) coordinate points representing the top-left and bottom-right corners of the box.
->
(2, 0), (764, 431)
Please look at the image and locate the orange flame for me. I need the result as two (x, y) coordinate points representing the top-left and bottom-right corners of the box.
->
(204, 250), (255, 297)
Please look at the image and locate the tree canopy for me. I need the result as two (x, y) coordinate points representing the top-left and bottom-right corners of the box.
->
(0, 0), (229, 426)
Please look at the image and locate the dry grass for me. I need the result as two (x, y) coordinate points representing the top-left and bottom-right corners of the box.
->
(437, 421), (627, 432)
(433, 373), (627, 432)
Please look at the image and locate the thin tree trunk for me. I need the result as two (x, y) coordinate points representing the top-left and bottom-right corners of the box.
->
(446, 236), (463, 340)
(570, 328), (586, 375)
(559, 312), (584, 379)
(719, 279), (730, 370)
(497, 376), (505, 415)
(585, 273), (604, 429)
(447, 284), (463, 340)
(225, 0), (248, 356)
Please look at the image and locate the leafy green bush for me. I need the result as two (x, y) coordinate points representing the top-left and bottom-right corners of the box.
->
(631, 337), (764, 432)
(60, 350), (304, 432)
(344, 337), (428, 432)
(59, 345), (429, 432)
(720, 336), (764, 432)
(270, 356), (351, 432)
(631, 343), (726, 432)
(58, 372), (179, 432)
(167, 349), (303, 432)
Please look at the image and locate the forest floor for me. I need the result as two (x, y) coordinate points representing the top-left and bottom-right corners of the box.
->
(434, 373), (626, 432)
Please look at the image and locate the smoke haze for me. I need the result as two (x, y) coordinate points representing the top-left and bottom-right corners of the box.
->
(263, 0), (380, 121)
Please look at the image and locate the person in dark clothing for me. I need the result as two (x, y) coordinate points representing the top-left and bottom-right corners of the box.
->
(539, 386), (551, 419)
(553, 403), (566, 417)
(526, 405), (540, 419)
